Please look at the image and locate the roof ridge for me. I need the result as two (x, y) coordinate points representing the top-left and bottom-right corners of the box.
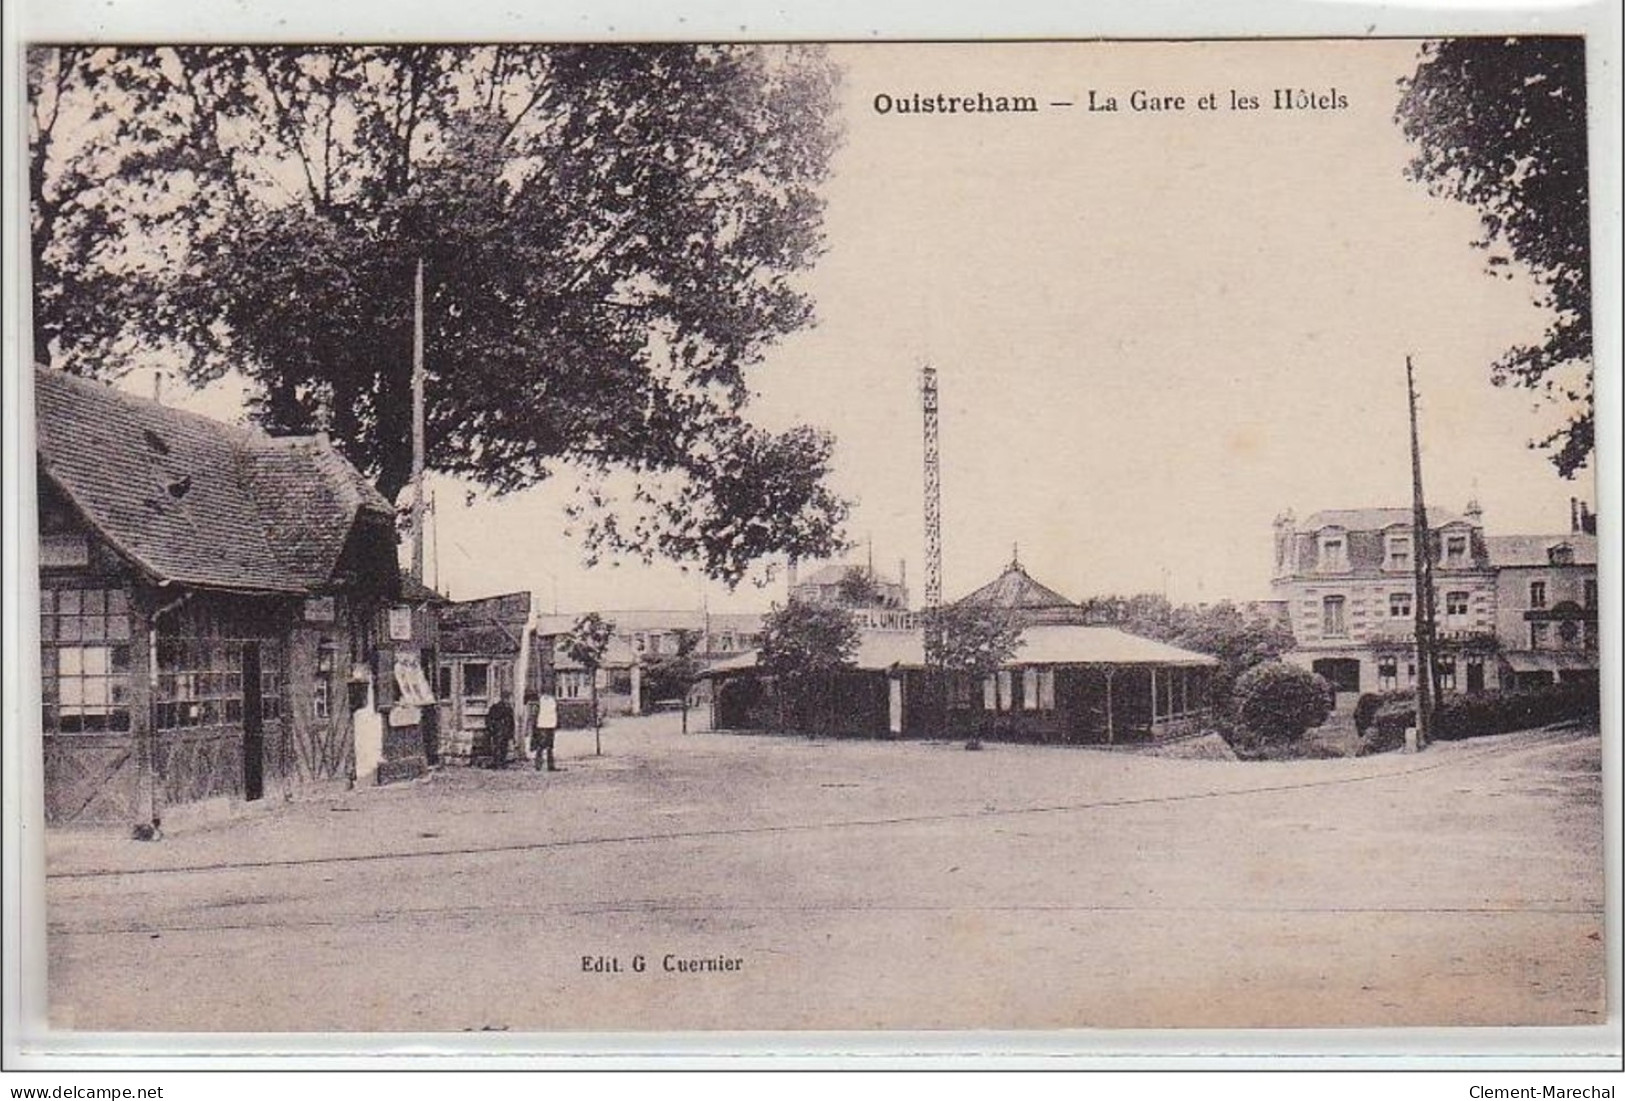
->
(35, 364), (263, 443)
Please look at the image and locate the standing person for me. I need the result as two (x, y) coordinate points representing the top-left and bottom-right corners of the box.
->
(484, 689), (516, 769)
(533, 690), (560, 772)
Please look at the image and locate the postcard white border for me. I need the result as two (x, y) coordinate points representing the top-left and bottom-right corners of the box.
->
(3, 0), (1620, 1074)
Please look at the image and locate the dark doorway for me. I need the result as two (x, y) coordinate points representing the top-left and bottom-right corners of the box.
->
(242, 642), (264, 801)
(1312, 658), (1362, 695)
(1466, 659), (1486, 694)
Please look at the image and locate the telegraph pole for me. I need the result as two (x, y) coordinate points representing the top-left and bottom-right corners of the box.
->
(1407, 356), (1436, 747)
(410, 257), (427, 583)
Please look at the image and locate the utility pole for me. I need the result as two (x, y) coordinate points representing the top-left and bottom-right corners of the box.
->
(1407, 356), (1436, 748)
(429, 487), (440, 593)
(410, 257), (427, 583)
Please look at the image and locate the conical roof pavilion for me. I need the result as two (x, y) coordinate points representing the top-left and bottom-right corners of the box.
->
(953, 551), (1091, 625)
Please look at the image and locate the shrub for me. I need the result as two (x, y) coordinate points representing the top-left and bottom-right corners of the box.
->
(1433, 682), (1598, 740)
(1357, 681), (1598, 753)
(1354, 690), (1415, 737)
(1231, 662), (1335, 744)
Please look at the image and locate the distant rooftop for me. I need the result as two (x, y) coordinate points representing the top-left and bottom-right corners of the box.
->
(1300, 507), (1466, 532)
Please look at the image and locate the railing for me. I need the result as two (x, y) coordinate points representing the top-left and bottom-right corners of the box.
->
(1362, 625), (1497, 647)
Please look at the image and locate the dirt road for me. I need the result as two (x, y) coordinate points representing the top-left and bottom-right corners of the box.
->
(43, 718), (1605, 1032)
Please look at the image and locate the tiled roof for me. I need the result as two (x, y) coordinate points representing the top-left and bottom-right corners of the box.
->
(699, 628), (925, 676)
(954, 561), (1075, 611)
(796, 562), (902, 588)
(701, 624), (1214, 675)
(34, 365), (392, 594)
(1485, 534), (1598, 568)
(1015, 625), (1218, 667)
(1302, 507), (1465, 532)
(440, 592), (531, 655)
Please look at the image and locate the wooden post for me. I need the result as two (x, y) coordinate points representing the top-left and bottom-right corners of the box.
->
(1104, 668), (1115, 744)
(410, 257), (427, 583)
(1407, 356), (1435, 748)
(1149, 667), (1158, 734)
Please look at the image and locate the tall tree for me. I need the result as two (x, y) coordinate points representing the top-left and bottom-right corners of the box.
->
(28, 44), (850, 583)
(1396, 37), (1592, 477)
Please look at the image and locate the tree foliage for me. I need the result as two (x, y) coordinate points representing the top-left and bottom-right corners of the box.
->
(562, 611), (616, 750)
(27, 44), (850, 582)
(640, 627), (703, 732)
(835, 566), (883, 607)
(1231, 662), (1335, 744)
(1080, 594), (1296, 706)
(757, 599), (859, 732)
(1396, 37), (1592, 476)
(924, 602), (1023, 681)
(561, 612), (615, 673)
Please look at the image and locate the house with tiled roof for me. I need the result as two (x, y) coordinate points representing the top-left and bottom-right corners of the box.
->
(1486, 530), (1599, 689)
(34, 365), (438, 827)
(435, 591), (535, 762)
(1270, 500), (1600, 698)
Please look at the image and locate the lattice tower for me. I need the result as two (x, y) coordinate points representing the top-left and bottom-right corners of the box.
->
(921, 366), (942, 613)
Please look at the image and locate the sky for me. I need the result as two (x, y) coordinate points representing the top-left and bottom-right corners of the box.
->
(126, 40), (1596, 615)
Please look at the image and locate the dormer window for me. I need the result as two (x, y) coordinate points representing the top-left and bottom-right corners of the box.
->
(1385, 533), (1412, 572)
(1548, 543), (1574, 566)
(1443, 533), (1469, 566)
(1318, 532), (1348, 572)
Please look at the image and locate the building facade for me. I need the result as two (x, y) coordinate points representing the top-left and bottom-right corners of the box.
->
(1272, 503), (1599, 697)
(1487, 532), (1600, 689)
(34, 367), (433, 828)
(435, 591), (533, 763)
(530, 609), (766, 727)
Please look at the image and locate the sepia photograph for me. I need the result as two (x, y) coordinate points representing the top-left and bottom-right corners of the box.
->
(6, 18), (1617, 1062)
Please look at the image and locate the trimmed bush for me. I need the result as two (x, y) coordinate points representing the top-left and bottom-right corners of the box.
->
(1231, 662), (1335, 744)
(1357, 682), (1598, 754)
(1433, 682), (1598, 740)
(1354, 690), (1414, 737)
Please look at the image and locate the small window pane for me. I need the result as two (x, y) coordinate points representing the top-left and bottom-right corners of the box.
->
(58, 590), (81, 615)
(106, 589), (128, 615)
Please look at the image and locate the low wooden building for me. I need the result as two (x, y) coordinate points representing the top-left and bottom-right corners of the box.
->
(705, 557), (1218, 743)
(34, 366), (434, 828)
(435, 591), (536, 763)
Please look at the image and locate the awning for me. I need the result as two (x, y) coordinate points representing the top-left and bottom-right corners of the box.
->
(1502, 651), (1598, 674)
